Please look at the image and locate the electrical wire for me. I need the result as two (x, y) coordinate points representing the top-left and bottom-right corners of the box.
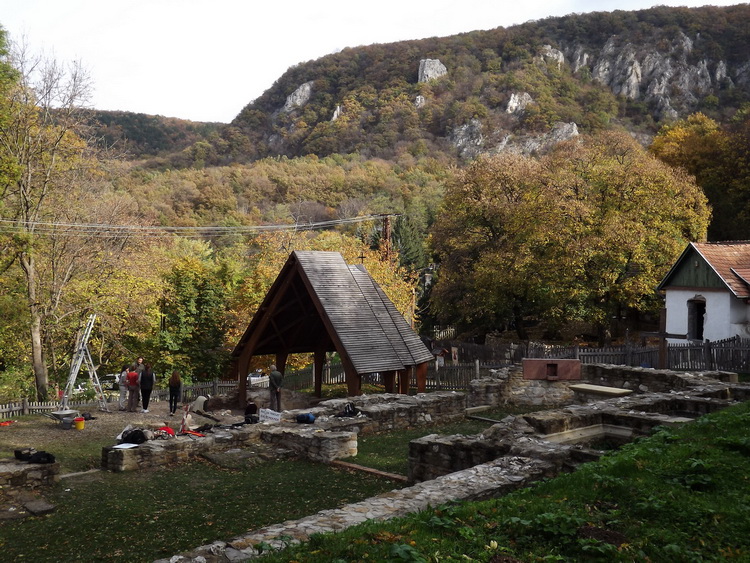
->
(0, 214), (394, 239)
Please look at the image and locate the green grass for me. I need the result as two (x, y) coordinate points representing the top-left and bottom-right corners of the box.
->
(0, 459), (400, 562)
(349, 418), (506, 475)
(0, 415), (116, 473)
(348, 406), (536, 475)
(260, 401), (750, 562)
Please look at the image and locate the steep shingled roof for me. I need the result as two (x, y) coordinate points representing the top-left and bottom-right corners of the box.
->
(231, 251), (432, 374)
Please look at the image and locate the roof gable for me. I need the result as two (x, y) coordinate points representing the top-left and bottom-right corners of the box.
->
(232, 251), (430, 374)
(658, 242), (750, 298)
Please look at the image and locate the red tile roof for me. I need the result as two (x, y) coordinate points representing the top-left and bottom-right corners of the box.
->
(693, 242), (750, 298)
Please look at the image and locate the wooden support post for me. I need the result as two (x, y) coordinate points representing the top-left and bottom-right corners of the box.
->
(383, 370), (396, 393)
(416, 363), (427, 393)
(314, 350), (325, 398)
(275, 352), (289, 375)
(397, 369), (409, 394)
(658, 308), (668, 369)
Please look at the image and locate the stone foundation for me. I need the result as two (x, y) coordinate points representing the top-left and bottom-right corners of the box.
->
(284, 392), (467, 434)
(468, 365), (574, 407)
(0, 459), (59, 489)
(261, 427), (357, 462)
(410, 369), (750, 483)
(102, 391), (468, 472)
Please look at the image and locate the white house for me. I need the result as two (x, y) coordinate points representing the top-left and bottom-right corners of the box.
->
(657, 242), (750, 342)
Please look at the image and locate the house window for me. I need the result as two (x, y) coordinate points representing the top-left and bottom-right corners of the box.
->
(687, 298), (706, 340)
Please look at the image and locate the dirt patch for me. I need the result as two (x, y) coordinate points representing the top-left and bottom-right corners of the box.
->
(0, 398), (243, 456)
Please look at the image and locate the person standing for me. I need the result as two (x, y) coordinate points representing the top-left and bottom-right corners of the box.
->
(168, 370), (182, 416)
(269, 364), (283, 411)
(117, 364), (129, 411)
(134, 357), (146, 409)
(139, 363), (156, 413)
(126, 365), (140, 412)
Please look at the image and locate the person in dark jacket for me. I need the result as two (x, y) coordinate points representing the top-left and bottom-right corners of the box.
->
(269, 364), (283, 411)
(139, 363), (156, 413)
(168, 370), (182, 416)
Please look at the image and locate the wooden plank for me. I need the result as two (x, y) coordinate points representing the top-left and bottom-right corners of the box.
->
(569, 383), (633, 397)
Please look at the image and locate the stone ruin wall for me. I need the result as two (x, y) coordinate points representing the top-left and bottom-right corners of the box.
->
(102, 392), (467, 472)
(96, 364), (749, 480)
(0, 459), (59, 490)
(411, 364), (749, 483)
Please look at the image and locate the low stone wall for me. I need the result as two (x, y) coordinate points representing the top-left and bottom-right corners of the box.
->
(284, 391), (467, 434)
(0, 459), (59, 489)
(102, 426), (264, 472)
(409, 377), (750, 483)
(102, 392), (469, 472)
(468, 365), (574, 408)
(468, 363), (740, 409)
(580, 364), (736, 392)
(261, 427), (357, 462)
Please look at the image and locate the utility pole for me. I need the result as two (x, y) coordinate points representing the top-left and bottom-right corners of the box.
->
(381, 214), (392, 262)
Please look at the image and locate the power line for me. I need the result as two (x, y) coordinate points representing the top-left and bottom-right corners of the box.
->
(0, 214), (393, 239)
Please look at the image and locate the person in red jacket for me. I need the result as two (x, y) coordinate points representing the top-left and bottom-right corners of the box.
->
(126, 365), (140, 412)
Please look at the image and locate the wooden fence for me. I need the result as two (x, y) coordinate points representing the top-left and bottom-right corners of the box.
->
(5, 336), (748, 417)
(667, 336), (750, 372)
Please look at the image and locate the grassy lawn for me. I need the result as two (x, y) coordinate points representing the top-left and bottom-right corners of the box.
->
(0, 458), (401, 562)
(0, 398), (513, 562)
(347, 408), (526, 475)
(0, 416), (118, 473)
(248, 400), (750, 562)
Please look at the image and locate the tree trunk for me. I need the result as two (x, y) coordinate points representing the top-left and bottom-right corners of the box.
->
(513, 304), (528, 341)
(21, 253), (48, 400)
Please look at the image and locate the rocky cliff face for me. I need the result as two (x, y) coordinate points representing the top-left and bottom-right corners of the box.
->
(233, 5), (749, 163)
(570, 30), (736, 120)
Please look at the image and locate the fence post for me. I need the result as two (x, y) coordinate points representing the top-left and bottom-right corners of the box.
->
(22, 397), (28, 415)
(212, 378), (219, 396)
(704, 339), (713, 370)
(574, 344), (579, 360)
(475, 359), (480, 378)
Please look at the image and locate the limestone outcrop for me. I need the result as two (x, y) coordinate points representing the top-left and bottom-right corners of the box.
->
(281, 81), (314, 113)
(418, 59), (447, 82)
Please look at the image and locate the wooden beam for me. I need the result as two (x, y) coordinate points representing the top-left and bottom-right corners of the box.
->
(416, 362), (427, 393)
(314, 350), (325, 398)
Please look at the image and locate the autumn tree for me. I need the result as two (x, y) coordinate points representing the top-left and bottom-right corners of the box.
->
(650, 110), (750, 241)
(0, 42), (136, 399)
(430, 131), (710, 342)
(158, 242), (230, 380)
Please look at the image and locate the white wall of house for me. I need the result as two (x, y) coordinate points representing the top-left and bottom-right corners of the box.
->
(664, 288), (750, 342)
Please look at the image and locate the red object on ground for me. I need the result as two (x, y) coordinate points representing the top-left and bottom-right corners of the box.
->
(0, 420), (16, 426)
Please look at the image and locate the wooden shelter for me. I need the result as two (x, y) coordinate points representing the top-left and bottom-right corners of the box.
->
(230, 251), (434, 406)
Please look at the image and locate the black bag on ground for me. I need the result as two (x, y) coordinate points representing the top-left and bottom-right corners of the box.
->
(122, 428), (147, 444)
(334, 402), (359, 418)
(14, 448), (36, 461)
(27, 451), (56, 464)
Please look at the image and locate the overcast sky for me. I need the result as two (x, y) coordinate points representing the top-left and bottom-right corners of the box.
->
(0, 1), (744, 123)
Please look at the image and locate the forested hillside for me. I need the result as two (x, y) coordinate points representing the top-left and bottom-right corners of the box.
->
(198, 4), (750, 165)
(0, 5), (749, 401)
(81, 109), (221, 159)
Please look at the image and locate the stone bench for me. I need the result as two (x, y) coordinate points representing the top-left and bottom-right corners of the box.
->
(569, 383), (633, 398)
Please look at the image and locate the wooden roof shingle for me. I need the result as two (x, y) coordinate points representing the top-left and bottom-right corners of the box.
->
(231, 251), (431, 374)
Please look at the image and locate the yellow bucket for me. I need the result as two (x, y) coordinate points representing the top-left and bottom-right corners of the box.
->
(73, 417), (85, 430)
